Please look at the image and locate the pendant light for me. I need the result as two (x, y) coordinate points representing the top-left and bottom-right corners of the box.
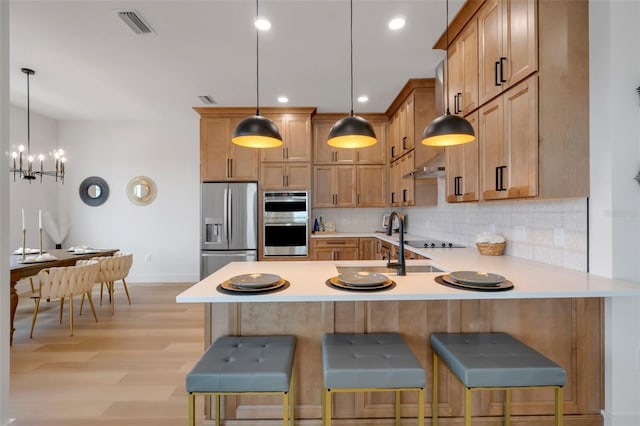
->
(327, 0), (377, 149)
(10, 68), (66, 183)
(421, 0), (475, 147)
(232, 0), (282, 148)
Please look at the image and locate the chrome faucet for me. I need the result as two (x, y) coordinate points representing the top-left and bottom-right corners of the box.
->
(386, 211), (406, 276)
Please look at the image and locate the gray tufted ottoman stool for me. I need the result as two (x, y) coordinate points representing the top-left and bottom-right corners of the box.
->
(322, 332), (425, 426)
(431, 332), (566, 426)
(186, 335), (296, 426)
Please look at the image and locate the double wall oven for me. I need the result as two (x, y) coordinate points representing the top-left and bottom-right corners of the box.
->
(263, 191), (309, 257)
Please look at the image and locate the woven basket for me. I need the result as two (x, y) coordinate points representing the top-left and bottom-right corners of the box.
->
(476, 242), (506, 256)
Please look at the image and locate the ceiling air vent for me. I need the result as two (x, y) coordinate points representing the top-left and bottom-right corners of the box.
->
(198, 96), (217, 105)
(115, 9), (155, 35)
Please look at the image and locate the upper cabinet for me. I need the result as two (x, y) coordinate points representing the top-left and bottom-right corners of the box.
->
(312, 114), (388, 165)
(477, 0), (537, 105)
(436, 0), (589, 201)
(261, 111), (315, 162)
(198, 116), (259, 182)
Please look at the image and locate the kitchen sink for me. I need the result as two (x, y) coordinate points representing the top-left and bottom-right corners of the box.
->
(336, 265), (443, 274)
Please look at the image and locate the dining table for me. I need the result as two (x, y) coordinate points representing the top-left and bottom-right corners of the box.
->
(9, 248), (118, 345)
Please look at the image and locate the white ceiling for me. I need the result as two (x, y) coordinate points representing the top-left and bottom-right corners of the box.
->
(9, 0), (463, 121)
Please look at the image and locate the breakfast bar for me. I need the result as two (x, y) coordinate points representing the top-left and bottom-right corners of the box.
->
(176, 246), (640, 425)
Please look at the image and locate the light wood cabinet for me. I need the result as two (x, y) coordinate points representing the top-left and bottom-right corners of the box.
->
(311, 237), (359, 260)
(356, 165), (387, 207)
(261, 113), (313, 162)
(359, 237), (382, 260)
(389, 160), (401, 207)
(313, 165), (356, 207)
(260, 162), (311, 190)
(480, 76), (538, 200)
(313, 114), (388, 165)
(399, 151), (415, 206)
(445, 111), (480, 202)
(199, 117), (259, 182)
(478, 0), (537, 105)
(437, 0), (588, 200)
(449, 18), (479, 115)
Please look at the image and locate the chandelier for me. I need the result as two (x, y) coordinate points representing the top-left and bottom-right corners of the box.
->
(10, 68), (66, 183)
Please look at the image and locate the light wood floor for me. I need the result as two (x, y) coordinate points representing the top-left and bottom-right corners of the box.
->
(10, 281), (205, 426)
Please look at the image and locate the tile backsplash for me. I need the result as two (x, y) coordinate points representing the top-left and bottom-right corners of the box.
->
(313, 179), (588, 271)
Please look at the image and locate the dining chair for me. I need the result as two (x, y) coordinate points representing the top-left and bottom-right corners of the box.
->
(30, 260), (99, 338)
(96, 252), (133, 314)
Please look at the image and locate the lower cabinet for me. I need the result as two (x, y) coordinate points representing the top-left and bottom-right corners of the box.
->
(208, 298), (603, 425)
(311, 237), (359, 260)
(359, 237), (382, 260)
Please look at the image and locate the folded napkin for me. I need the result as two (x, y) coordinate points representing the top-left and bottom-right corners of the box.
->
(14, 247), (40, 254)
(19, 253), (57, 263)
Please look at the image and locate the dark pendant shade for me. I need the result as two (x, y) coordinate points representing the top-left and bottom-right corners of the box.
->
(421, 112), (476, 147)
(327, 114), (377, 148)
(232, 115), (283, 148)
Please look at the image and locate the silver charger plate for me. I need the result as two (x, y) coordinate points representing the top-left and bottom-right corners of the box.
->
(449, 270), (506, 285)
(336, 271), (389, 286)
(327, 276), (395, 291)
(437, 274), (513, 291)
(218, 279), (288, 294)
(229, 273), (282, 289)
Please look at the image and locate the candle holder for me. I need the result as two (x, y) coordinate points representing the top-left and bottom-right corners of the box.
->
(22, 229), (26, 260)
(39, 228), (43, 255)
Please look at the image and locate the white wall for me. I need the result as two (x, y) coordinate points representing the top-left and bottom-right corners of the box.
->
(56, 119), (200, 282)
(589, 1), (640, 425)
(8, 105), (59, 250)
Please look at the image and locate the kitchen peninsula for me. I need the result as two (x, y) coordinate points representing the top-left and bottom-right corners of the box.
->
(177, 237), (640, 425)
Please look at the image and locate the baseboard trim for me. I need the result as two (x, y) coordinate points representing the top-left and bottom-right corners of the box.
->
(602, 410), (640, 426)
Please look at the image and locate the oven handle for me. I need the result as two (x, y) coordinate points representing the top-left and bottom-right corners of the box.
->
(264, 222), (307, 227)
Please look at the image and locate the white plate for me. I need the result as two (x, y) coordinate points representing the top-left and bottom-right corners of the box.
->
(449, 271), (506, 285)
(71, 249), (101, 254)
(13, 248), (41, 255)
(229, 273), (282, 289)
(336, 271), (389, 287)
(17, 254), (58, 263)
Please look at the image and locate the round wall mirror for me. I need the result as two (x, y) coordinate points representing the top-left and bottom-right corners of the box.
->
(127, 176), (157, 206)
(79, 176), (109, 207)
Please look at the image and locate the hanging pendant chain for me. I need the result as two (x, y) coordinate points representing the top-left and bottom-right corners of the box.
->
(26, 71), (31, 156)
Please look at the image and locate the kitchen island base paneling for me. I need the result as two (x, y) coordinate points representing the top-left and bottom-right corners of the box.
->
(204, 298), (603, 425)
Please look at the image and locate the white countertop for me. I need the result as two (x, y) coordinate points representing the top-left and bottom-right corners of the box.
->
(177, 238), (640, 303)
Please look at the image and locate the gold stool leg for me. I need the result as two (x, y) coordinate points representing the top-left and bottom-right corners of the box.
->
(282, 390), (289, 426)
(69, 296), (74, 336)
(215, 394), (221, 426)
(59, 297), (65, 324)
(289, 371), (295, 426)
(395, 390), (401, 426)
(86, 292), (98, 322)
(505, 388), (511, 426)
(556, 387), (563, 426)
(324, 389), (331, 426)
(418, 387), (425, 426)
(188, 393), (195, 426)
(122, 278), (132, 304)
(465, 388), (471, 426)
(433, 353), (439, 426)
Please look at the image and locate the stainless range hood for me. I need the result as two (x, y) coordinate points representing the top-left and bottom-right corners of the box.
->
(404, 152), (445, 179)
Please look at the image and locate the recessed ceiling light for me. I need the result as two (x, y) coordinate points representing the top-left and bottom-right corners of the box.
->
(358, 95), (369, 103)
(278, 96), (289, 103)
(255, 17), (271, 31)
(389, 17), (406, 30)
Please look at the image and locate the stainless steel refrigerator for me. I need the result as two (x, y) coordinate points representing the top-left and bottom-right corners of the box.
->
(200, 182), (258, 279)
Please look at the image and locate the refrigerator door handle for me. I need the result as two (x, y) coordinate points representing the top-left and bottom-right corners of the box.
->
(223, 187), (229, 244)
(227, 187), (233, 243)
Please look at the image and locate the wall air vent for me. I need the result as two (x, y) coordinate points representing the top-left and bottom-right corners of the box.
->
(198, 96), (217, 105)
(115, 10), (155, 35)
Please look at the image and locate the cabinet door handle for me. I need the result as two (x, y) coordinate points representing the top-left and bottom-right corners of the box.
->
(496, 166), (507, 191)
(402, 189), (407, 203)
(499, 57), (507, 83)
(495, 61), (501, 86)
(454, 176), (462, 196)
(391, 145), (396, 158)
(495, 166), (500, 191)
(402, 136), (407, 150)
(391, 192), (395, 204)
(455, 93), (462, 114)
(227, 158), (232, 178)
(357, 193), (360, 205)
(332, 250), (337, 261)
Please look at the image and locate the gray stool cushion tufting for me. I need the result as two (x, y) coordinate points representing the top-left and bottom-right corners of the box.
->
(322, 332), (425, 389)
(430, 332), (566, 388)
(186, 335), (296, 393)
